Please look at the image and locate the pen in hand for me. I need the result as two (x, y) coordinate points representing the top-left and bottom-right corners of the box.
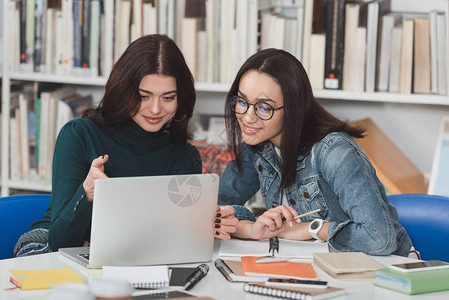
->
(282, 208), (322, 223)
(184, 264), (209, 291)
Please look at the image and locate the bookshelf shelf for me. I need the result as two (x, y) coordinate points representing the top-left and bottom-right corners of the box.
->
(8, 72), (108, 86)
(7, 180), (52, 193)
(1, 0), (448, 196)
(313, 89), (449, 106)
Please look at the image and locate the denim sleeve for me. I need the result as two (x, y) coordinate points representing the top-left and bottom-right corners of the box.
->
(320, 138), (400, 255)
(218, 144), (260, 221)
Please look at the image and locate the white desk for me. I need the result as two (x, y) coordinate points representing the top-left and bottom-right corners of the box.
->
(1, 240), (449, 300)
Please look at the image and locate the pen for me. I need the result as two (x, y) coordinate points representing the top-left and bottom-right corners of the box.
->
(292, 208), (322, 221)
(183, 264), (209, 291)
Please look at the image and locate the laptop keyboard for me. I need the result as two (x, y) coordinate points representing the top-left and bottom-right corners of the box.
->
(78, 253), (90, 260)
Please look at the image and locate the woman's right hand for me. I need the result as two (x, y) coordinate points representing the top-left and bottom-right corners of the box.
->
(83, 155), (109, 202)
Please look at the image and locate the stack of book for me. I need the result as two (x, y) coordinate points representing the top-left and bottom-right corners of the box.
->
(374, 262), (449, 295)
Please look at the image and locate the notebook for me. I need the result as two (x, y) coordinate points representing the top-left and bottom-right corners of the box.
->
(313, 252), (385, 280)
(59, 174), (219, 269)
(102, 265), (170, 288)
(243, 283), (345, 300)
(241, 256), (318, 280)
(218, 238), (329, 258)
(9, 268), (84, 290)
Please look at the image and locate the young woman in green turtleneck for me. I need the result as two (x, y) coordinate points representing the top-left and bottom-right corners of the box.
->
(14, 35), (237, 256)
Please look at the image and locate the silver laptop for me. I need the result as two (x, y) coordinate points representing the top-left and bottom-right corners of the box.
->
(59, 174), (219, 268)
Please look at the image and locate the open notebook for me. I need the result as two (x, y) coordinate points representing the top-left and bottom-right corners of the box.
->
(218, 238), (329, 258)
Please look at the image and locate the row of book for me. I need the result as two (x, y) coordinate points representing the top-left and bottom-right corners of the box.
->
(5, 0), (449, 95)
(258, 0), (448, 95)
(9, 84), (93, 184)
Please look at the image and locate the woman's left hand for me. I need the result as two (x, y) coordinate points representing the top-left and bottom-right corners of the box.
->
(214, 205), (238, 240)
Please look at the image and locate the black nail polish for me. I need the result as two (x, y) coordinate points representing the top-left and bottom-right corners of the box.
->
(215, 219), (221, 223)
(216, 213), (222, 218)
(215, 231), (220, 235)
(215, 224), (221, 228)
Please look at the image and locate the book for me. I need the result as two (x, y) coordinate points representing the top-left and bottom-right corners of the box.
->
(388, 25), (402, 93)
(302, 0), (314, 74)
(309, 33), (326, 89)
(241, 256), (318, 280)
(377, 13), (401, 92)
(413, 18), (431, 94)
(430, 11), (439, 95)
(214, 258), (268, 282)
(243, 282), (345, 300)
(353, 27), (367, 92)
(168, 267), (197, 287)
(102, 265), (170, 288)
(323, 0), (345, 90)
(436, 12), (447, 96)
(56, 94), (93, 135)
(9, 268), (83, 290)
(313, 252), (385, 280)
(374, 267), (449, 295)
(218, 238), (329, 259)
(342, 2), (361, 91)
(398, 19), (414, 94)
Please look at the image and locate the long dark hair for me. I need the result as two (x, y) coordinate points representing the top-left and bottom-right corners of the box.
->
(225, 49), (365, 192)
(83, 34), (196, 143)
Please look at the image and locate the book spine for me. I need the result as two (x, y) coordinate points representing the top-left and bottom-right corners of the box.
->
(73, 0), (83, 69)
(243, 283), (308, 299)
(324, 0), (345, 90)
(34, 0), (45, 72)
(82, 0), (91, 69)
(20, 0), (27, 63)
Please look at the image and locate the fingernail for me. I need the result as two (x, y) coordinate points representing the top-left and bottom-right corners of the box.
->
(215, 224), (221, 228)
(215, 231), (220, 235)
(215, 219), (221, 223)
(216, 213), (222, 218)
(289, 221), (293, 227)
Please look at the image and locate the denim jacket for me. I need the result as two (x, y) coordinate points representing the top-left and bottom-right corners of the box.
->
(218, 132), (412, 256)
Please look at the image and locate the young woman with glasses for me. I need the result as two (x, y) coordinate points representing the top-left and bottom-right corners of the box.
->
(218, 48), (412, 256)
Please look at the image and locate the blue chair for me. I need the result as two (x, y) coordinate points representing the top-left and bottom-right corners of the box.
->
(388, 194), (449, 262)
(0, 194), (51, 260)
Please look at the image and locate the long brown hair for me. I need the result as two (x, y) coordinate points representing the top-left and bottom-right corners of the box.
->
(83, 34), (196, 143)
(225, 49), (365, 191)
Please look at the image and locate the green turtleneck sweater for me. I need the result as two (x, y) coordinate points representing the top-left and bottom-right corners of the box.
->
(31, 118), (202, 251)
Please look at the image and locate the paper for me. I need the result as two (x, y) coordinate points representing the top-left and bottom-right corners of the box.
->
(9, 268), (84, 290)
(102, 265), (169, 288)
(218, 238), (329, 258)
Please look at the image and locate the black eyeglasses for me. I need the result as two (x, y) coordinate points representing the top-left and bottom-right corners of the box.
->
(230, 96), (284, 121)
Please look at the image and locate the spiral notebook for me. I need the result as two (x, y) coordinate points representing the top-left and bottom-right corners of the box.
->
(243, 283), (345, 300)
(103, 265), (170, 288)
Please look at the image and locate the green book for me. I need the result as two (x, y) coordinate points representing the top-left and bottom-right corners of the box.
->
(374, 267), (449, 295)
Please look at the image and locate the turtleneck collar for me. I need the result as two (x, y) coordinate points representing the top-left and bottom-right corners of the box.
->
(115, 119), (171, 150)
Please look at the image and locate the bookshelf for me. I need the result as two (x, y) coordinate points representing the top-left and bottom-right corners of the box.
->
(1, 0), (449, 196)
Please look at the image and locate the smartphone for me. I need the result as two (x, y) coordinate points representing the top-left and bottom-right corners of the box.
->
(266, 278), (328, 289)
(389, 260), (449, 273)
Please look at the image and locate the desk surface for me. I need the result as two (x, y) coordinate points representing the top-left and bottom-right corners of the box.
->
(1, 240), (449, 300)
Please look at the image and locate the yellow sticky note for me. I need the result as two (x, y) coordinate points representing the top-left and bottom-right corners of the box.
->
(10, 268), (84, 290)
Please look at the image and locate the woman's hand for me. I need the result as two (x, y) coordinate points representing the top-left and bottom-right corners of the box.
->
(83, 155), (109, 202)
(251, 205), (299, 239)
(214, 205), (238, 240)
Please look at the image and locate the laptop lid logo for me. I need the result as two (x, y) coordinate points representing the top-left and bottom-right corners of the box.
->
(167, 175), (202, 207)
